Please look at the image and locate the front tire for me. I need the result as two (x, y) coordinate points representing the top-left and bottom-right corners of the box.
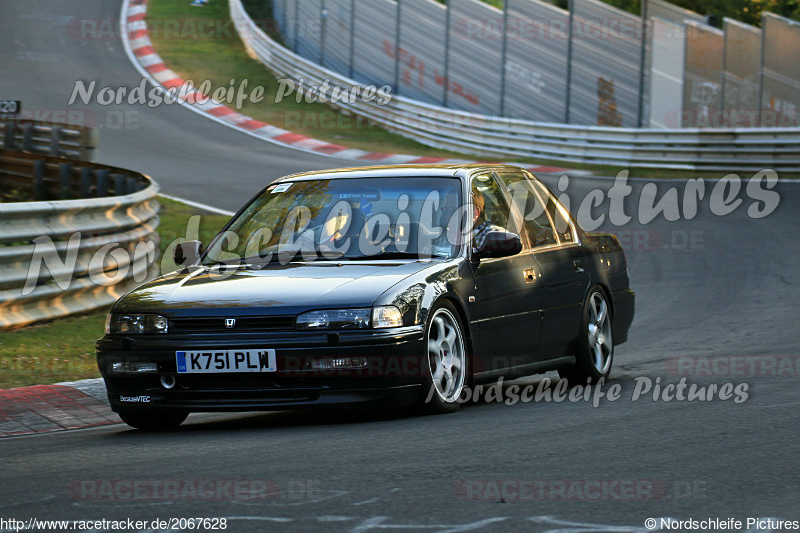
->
(420, 301), (468, 413)
(117, 408), (189, 431)
(559, 288), (613, 385)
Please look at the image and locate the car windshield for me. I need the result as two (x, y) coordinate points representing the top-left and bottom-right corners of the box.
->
(203, 176), (464, 264)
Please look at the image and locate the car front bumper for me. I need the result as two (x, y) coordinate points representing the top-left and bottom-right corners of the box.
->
(97, 326), (426, 412)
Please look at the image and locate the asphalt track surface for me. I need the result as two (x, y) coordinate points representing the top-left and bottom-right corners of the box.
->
(1, 1), (799, 531)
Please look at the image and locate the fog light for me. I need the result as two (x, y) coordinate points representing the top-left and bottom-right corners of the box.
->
(307, 357), (368, 370)
(109, 361), (158, 374)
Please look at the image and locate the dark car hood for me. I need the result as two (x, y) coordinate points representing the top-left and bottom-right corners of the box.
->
(114, 260), (439, 315)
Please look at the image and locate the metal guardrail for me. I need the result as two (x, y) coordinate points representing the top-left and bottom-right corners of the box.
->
(0, 118), (98, 161)
(0, 150), (160, 329)
(230, 0), (800, 172)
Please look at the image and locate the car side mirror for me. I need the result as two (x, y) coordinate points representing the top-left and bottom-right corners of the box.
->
(473, 230), (522, 260)
(173, 240), (203, 266)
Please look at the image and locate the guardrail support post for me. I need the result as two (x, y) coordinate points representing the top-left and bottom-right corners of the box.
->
(3, 121), (16, 150)
(80, 128), (99, 161)
(127, 176), (139, 195)
(59, 163), (73, 200)
(22, 123), (34, 152)
(80, 168), (93, 197)
(114, 174), (126, 196)
(50, 126), (63, 157)
(33, 160), (47, 201)
(97, 170), (109, 197)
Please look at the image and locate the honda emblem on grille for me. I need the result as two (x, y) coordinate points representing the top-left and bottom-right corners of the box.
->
(225, 318), (236, 329)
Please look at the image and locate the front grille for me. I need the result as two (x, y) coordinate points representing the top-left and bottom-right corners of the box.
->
(169, 316), (296, 333)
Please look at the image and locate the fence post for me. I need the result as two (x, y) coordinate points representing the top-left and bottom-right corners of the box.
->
(720, 18), (728, 121)
(499, 0), (510, 117)
(757, 12), (766, 127)
(637, 0), (649, 127)
(394, 0), (402, 96)
(564, 0), (575, 123)
(293, 0), (300, 53)
(282, 0), (288, 38)
(681, 24), (690, 127)
(319, 0), (327, 65)
(443, 0), (453, 107)
(349, 0), (356, 78)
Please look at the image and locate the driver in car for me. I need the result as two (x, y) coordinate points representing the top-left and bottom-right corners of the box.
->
(471, 186), (506, 252)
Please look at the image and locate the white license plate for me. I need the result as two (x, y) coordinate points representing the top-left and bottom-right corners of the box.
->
(176, 349), (276, 373)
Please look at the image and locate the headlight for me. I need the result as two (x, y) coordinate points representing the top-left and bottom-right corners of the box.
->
(372, 306), (403, 328)
(105, 313), (169, 334)
(295, 306), (403, 330)
(296, 308), (371, 330)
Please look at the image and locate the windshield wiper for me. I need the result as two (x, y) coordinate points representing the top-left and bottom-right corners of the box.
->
(205, 250), (442, 267)
(243, 250), (347, 265)
(344, 252), (447, 260)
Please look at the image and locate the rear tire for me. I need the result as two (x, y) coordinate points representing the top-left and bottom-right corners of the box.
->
(559, 288), (613, 386)
(419, 301), (468, 414)
(117, 408), (189, 431)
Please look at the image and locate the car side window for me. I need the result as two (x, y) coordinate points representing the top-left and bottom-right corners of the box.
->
(471, 173), (528, 250)
(524, 176), (576, 244)
(497, 172), (558, 248)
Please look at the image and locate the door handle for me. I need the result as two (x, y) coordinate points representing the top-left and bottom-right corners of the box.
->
(523, 267), (536, 282)
(573, 260), (584, 273)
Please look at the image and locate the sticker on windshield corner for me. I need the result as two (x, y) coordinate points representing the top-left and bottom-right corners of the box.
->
(270, 183), (292, 194)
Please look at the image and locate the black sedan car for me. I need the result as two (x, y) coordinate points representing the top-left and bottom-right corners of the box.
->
(97, 164), (634, 429)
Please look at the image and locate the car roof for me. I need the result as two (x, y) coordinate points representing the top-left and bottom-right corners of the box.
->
(274, 164), (529, 182)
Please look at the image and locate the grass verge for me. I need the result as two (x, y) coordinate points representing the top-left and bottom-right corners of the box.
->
(0, 197), (230, 389)
(146, 0), (470, 159)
